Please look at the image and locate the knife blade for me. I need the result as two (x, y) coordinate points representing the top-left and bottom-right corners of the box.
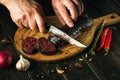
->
(48, 25), (87, 48)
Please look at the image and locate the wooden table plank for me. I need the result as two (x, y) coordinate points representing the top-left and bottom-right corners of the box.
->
(85, 0), (120, 15)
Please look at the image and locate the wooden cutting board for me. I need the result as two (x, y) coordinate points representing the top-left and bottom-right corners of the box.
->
(14, 13), (120, 62)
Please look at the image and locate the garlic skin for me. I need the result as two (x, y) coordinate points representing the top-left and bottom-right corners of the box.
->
(16, 55), (30, 71)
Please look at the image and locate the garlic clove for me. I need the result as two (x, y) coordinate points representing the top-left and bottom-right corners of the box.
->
(16, 55), (30, 71)
(56, 68), (64, 74)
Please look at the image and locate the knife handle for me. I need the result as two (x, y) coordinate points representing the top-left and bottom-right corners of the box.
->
(62, 15), (93, 38)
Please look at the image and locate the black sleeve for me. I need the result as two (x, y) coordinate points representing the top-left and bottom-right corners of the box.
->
(35, 0), (55, 16)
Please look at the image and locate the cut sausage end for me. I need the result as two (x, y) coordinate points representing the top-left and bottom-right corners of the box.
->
(22, 37), (37, 54)
(37, 37), (56, 55)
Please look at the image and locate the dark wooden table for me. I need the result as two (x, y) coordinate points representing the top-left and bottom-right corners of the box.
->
(0, 0), (120, 80)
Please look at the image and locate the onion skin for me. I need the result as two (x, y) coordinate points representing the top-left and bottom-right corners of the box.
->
(0, 51), (13, 68)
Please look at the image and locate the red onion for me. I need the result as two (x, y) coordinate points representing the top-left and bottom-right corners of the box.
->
(0, 51), (13, 68)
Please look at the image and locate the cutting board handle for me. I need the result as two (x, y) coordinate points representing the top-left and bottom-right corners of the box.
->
(94, 13), (120, 26)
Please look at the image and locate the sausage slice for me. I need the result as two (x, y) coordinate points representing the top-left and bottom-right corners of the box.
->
(22, 37), (37, 54)
(37, 37), (56, 54)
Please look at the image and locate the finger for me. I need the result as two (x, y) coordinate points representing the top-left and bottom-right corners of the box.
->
(53, 7), (65, 26)
(57, 4), (74, 27)
(15, 19), (24, 29)
(22, 20), (28, 28)
(27, 15), (37, 30)
(63, 0), (78, 21)
(35, 13), (45, 33)
(80, 0), (84, 14)
(22, 15), (29, 28)
(72, 0), (84, 16)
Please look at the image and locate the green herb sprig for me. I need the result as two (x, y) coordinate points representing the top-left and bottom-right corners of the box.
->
(88, 20), (105, 55)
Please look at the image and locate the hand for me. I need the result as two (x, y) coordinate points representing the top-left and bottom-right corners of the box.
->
(2, 0), (45, 32)
(52, 0), (84, 27)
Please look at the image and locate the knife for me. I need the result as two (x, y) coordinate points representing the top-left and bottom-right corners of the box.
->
(46, 15), (93, 48)
(48, 25), (87, 48)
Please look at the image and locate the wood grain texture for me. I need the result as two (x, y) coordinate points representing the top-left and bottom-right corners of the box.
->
(14, 13), (120, 62)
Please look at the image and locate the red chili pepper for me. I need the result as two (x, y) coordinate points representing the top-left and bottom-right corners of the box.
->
(97, 27), (109, 51)
(104, 29), (113, 54)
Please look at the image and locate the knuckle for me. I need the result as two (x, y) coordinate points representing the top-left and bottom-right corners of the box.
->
(76, 2), (80, 7)
(69, 3), (75, 8)
(14, 18), (20, 23)
(32, 4), (42, 13)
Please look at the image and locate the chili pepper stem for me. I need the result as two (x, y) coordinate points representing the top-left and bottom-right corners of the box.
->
(104, 48), (109, 55)
(108, 26), (116, 30)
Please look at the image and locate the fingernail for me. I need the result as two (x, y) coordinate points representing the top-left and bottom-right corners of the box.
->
(39, 28), (45, 33)
(69, 22), (74, 27)
(31, 27), (34, 30)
